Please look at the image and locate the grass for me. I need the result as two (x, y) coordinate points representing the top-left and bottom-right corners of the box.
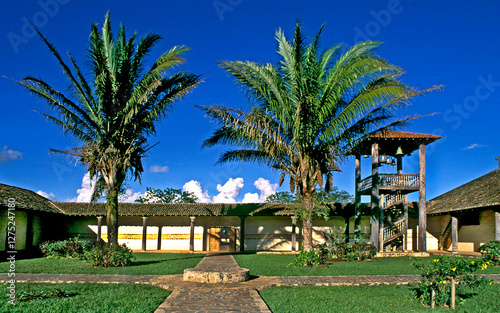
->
(0, 253), (204, 275)
(233, 254), (500, 276)
(1, 282), (170, 313)
(260, 283), (500, 313)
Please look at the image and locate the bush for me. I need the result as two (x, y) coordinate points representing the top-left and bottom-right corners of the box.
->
(332, 242), (376, 261)
(411, 256), (493, 307)
(479, 240), (500, 265)
(39, 237), (93, 259)
(288, 248), (328, 267)
(84, 243), (133, 267)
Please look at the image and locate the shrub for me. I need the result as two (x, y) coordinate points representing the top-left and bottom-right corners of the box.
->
(39, 237), (93, 259)
(288, 248), (328, 267)
(84, 243), (133, 267)
(479, 240), (500, 265)
(411, 256), (493, 308)
(332, 242), (376, 261)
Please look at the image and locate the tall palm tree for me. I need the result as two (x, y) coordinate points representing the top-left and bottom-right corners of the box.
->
(14, 12), (200, 246)
(200, 23), (438, 251)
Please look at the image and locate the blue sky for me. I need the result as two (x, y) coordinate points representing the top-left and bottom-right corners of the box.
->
(1, 0), (499, 203)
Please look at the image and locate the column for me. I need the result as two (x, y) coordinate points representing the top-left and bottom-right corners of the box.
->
(418, 143), (427, 252)
(239, 216), (246, 252)
(370, 142), (379, 249)
(451, 216), (458, 253)
(157, 226), (162, 250)
(397, 155), (403, 174)
(495, 211), (500, 241)
(291, 216), (297, 251)
(354, 155), (361, 241)
(97, 216), (103, 243)
(379, 197), (384, 252)
(189, 216), (196, 252)
(403, 203), (408, 252)
(142, 216), (148, 251)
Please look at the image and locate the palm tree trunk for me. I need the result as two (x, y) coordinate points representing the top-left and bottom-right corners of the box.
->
(106, 187), (119, 246)
(302, 194), (314, 251)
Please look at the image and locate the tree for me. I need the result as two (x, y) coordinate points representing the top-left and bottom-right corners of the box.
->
(135, 187), (198, 203)
(14, 12), (200, 246)
(264, 191), (297, 203)
(200, 22), (438, 251)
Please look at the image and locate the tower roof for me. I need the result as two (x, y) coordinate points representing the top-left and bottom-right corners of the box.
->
(348, 130), (441, 156)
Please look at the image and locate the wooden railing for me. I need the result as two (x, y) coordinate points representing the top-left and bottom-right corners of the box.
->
(359, 174), (419, 193)
(381, 193), (407, 209)
(383, 218), (405, 243)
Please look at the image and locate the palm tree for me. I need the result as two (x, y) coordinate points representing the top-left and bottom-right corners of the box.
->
(200, 23), (439, 251)
(14, 12), (200, 246)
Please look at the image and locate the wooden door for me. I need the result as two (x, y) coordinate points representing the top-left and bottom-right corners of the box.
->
(208, 228), (220, 251)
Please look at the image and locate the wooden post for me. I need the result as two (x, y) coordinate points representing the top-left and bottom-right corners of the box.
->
(354, 155), (362, 242)
(418, 143), (427, 252)
(451, 277), (456, 309)
(397, 155), (403, 174)
(370, 143), (380, 249)
(495, 211), (500, 241)
(157, 226), (162, 250)
(189, 216), (196, 252)
(404, 202), (408, 252)
(142, 216), (148, 251)
(240, 216), (246, 252)
(451, 215), (459, 253)
(379, 196), (384, 252)
(97, 216), (103, 243)
(291, 216), (297, 251)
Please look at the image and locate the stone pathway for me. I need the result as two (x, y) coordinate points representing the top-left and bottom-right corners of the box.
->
(1, 253), (500, 313)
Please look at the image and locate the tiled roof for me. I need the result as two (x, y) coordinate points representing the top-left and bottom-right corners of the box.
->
(0, 183), (63, 214)
(55, 202), (299, 217)
(349, 130), (441, 156)
(427, 169), (500, 215)
(366, 130), (441, 140)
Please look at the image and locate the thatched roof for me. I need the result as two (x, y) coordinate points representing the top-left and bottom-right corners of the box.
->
(427, 169), (500, 215)
(0, 183), (63, 214)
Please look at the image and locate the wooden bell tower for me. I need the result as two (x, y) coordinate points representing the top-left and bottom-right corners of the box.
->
(350, 130), (440, 252)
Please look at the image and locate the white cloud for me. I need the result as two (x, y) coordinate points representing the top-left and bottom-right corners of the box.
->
(119, 189), (144, 203)
(0, 146), (23, 164)
(462, 143), (489, 151)
(37, 190), (57, 201)
(68, 173), (96, 202)
(150, 165), (169, 173)
(212, 178), (245, 203)
(183, 180), (212, 203)
(242, 178), (278, 203)
(242, 192), (260, 203)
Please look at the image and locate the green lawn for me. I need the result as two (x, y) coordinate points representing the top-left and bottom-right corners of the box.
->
(260, 284), (500, 313)
(0, 253), (204, 275)
(1, 282), (169, 313)
(233, 254), (500, 276)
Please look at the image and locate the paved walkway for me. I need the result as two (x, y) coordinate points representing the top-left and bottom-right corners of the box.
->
(2, 253), (500, 313)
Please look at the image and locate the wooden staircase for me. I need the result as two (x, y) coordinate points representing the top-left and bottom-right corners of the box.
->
(381, 192), (407, 251)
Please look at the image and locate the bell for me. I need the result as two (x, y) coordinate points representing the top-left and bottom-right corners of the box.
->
(390, 159), (396, 166)
(395, 146), (404, 156)
(363, 154), (369, 158)
(379, 155), (386, 163)
(386, 158), (392, 164)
